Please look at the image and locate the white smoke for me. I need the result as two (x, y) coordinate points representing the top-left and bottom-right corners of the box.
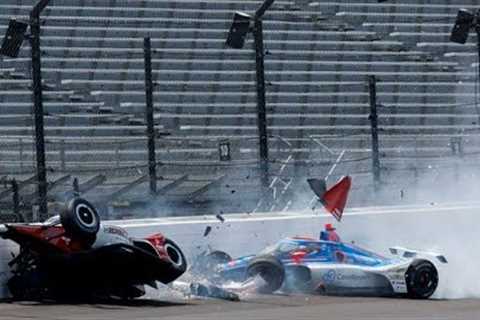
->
(142, 153), (480, 300)
(336, 163), (480, 300)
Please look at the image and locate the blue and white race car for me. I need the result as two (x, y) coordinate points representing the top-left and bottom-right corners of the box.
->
(197, 236), (447, 299)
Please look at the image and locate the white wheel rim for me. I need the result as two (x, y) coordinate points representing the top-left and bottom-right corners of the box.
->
(75, 203), (97, 228)
(165, 243), (183, 268)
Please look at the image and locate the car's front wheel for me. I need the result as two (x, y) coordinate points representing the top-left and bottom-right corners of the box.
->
(405, 259), (438, 299)
(247, 255), (285, 294)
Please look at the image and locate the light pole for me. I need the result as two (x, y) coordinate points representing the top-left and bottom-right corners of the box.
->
(225, 0), (275, 208)
(30, 0), (50, 219)
(450, 9), (480, 108)
(1, 0), (50, 219)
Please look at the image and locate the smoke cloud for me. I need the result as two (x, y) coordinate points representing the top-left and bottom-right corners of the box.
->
(142, 152), (480, 300)
(336, 163), (480, 300)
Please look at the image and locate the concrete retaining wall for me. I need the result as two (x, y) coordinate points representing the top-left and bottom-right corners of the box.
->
(0, 202), (478, 298)
(116, 202), (480, 259)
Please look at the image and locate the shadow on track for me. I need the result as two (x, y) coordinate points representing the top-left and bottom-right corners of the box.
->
(3, 297), (188, 309)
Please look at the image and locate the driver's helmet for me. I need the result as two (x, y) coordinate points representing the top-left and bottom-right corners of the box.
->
(320, 224), (341, 242)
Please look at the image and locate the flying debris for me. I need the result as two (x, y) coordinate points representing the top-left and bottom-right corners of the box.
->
(308, 176), (351, 221)
(203, 226), (212, 237)
(216, 214), (225, 223)
(190, 282), (240, 301)
(171, 281), (239, 301)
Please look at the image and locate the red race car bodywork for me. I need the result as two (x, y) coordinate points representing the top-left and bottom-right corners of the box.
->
(0, 198), (187, 300)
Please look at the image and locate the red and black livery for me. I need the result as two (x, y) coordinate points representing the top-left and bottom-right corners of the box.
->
(0, 198), (187, 300)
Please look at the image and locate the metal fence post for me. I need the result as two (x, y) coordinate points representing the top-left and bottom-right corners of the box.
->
(19, 138), (24, 172)
(368, 75), (381, 192)
(73, 177), (80, 197)
(11, 179), (22, 222)
(60, 138), (66, 171)
(144, 37), (157, 195)
(115, 142), (120, 168)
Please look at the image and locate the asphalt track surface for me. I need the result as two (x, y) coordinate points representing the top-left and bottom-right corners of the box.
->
(0, 295), (478, 320)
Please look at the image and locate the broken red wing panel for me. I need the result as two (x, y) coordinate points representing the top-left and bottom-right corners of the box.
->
(322, 176), (351, 221)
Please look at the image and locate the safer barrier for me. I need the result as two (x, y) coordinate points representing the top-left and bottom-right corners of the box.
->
(0, 202), (479, 298)
(116, 202), (480, 259)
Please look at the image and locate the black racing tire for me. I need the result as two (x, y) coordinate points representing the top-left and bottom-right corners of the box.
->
(60, 198), (100, 245)
(405, 259), (438, 299)
(206, 251), (232, 266)
(286, 265), (312, 293)
(164, 238), (187, 275)
(247, 255), (285, 294)
(197, 250), (232, 274)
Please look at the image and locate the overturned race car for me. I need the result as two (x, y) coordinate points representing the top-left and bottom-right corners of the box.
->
(197, 236), (447, 299)
(0, 198), (187, 300)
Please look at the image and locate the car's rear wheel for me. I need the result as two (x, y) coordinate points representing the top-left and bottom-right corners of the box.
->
(247, 255), (285, 294)
(405, 259), (438, 299)
(60, 198), (100, 246)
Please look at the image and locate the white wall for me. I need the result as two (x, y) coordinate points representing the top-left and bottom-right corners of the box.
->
(116, 202), (480, 260)
(0, 202), (478, 298)
(117, 202), (480, 299)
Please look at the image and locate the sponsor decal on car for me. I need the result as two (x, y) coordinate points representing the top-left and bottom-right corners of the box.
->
(336, 272), (368, 281)
(322, 269), (337, 284)
(103, 226), (129, 238)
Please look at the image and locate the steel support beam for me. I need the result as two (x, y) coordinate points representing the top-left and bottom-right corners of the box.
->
(144, 37), (157, 195)
(255, 0), (275, 19)
(0, 175), (36, 201)
(47, 175), (71, 191)
(30, 0), (49, 219)
(157, 175), (189, 196)
(77, 174), (106, 194)
(24, 175), (71, 202)
(65, 175), (106, 199)
(106, 175), (149, 202)
(32, 0), (50, 18)
(188, 175), (226, 202)
(368, 75), (381, 191)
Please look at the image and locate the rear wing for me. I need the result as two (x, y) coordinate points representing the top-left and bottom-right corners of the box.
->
(308, 176), (351, 221)
(389, 246), (448, 264)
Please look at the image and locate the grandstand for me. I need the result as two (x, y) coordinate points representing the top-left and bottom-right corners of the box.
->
(0, 0), (479, 220)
